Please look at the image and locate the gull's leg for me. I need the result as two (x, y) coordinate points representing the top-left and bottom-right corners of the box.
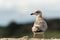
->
(33, 33), (36, 38)
(43, 33), (45, 40)
(43, 33), (44, 38)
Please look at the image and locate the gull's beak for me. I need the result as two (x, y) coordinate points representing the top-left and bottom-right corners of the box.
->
(30, 13), (35, 15)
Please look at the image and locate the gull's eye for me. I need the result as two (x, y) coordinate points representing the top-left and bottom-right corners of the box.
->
(35, 11), (40, 13)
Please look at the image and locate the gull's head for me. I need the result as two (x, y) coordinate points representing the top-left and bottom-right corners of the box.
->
(30, 10), (42, 16)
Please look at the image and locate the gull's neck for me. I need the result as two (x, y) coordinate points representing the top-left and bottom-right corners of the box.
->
(36, 14), (42, 19)
(34, 14), (43, 26)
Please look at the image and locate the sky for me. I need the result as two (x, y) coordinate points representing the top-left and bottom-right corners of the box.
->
(0, 0), (60, 26)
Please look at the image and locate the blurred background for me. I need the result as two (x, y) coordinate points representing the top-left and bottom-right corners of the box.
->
(0, 0), (60, 38)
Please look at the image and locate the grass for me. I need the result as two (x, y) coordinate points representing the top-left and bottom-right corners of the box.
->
(28, 30), (60, 38)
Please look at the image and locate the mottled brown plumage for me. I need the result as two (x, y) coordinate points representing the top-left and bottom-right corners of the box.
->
(31, 10), (47, 38)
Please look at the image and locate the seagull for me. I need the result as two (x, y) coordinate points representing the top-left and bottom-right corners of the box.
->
(30, 10), (47, 38)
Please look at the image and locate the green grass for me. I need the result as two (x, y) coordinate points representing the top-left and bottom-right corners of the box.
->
(28, 30), (60, 38)
(0, 26), (60, 38)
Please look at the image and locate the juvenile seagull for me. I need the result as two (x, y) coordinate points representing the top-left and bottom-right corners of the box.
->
(31, 10), (47, 38)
